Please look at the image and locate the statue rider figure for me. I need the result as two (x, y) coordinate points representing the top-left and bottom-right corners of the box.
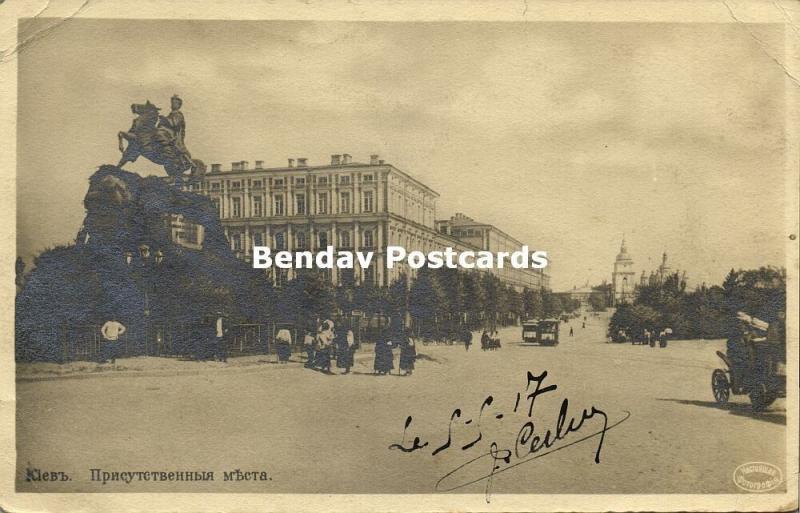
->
(117, 94), (205, 183)
(157, 94), (193, 168)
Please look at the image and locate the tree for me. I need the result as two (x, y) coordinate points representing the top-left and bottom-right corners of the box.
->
(461, 271), (487, 329)
(409, 268), (446, 338)
(542, 291), (562, 318)
(480, 273), (502, 329)
(386, 273), (409, 328)
(609, 303), (660, 342)
(505, 285), (523, 325)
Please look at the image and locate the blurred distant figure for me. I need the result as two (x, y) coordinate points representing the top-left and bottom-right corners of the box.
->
(659, 328), (671, 348)
(492, 330), (502, 350)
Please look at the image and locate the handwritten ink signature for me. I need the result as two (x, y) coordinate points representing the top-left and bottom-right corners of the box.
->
(389, 370), (631, 500)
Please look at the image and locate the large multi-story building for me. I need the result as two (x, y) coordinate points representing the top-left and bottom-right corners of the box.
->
(188, 154), (549, 291)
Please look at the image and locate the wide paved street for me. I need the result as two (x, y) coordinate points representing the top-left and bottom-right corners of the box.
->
(16, 313), (786, 494)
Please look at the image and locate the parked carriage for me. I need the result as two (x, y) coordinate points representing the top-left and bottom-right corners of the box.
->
(711, 313), (786, 411)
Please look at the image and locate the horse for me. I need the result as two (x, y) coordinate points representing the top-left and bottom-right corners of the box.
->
(118, 101), (205, 184)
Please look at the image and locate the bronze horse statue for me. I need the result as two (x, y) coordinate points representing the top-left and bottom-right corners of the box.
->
(118, 101), (205, 184)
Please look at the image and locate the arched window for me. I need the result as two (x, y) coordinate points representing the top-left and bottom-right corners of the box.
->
(275, 232), (285, 250)
(363, 229), (374, 248)
(318, 230), (328, 249)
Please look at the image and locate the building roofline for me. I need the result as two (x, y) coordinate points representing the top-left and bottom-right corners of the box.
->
(436, 217), (528, 249)
(203, 161), (440, 198)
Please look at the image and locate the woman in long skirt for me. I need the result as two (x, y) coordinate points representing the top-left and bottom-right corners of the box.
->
(303, 331), (316, 368)
(399, 331), (417, 376)
(315, 320), (335, 372)
(373, 336), (394, 375)
(335, 329), (355, 374)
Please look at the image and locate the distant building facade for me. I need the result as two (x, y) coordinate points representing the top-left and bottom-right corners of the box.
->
(435, 213), (549, 291)
(188, 154), (549, 291)
(563, 285), (595, 309)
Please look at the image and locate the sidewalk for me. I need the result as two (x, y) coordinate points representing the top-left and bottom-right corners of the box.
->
(15, 346), (386, 382)
(15, 333), (471, 382)
(16, 354), (299, 382)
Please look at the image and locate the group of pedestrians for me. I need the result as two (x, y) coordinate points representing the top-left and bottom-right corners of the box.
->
(374, 329), (417, 376)
(568, 316), (588, 337)
(642, 327), (671, 348)
(302, 320), (357, 374)
(480, 329), (502, 350)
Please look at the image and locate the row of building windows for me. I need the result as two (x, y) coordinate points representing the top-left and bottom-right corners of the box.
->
(230, 229), (375, 251)
(205, 173), (374, 192)
(268, 266), (376, 288)
(214, 191), (375, 218)
(453, 228), (482, 237)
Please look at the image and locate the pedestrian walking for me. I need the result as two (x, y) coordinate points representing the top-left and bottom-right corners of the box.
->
(100, 319), (126, 364)
(399, 330), (417, 376)
(659, 328), (670, 348)
(213, 313), (228, 362)
(275, 328), (292, 363)
(491, 330), (502, 350)
(582, 321), (586, 329)
(373, 335), (394, 375)
(569, 326), (574, 337)
(303, 331), (316, 368)
(480, 329), (490, 351)
(315, 320), (335, 372)
(461, 325), (472, 351)
(336, 328), (355, 374)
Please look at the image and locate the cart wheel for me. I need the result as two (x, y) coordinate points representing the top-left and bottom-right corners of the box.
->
(749, 384), (776, 412)
(711, 369), (730, 405)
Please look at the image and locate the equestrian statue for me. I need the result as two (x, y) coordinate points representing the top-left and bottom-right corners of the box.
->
(118, 95), (206, 184)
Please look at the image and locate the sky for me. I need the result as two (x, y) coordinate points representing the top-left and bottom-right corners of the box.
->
(16, 19), (789, 291)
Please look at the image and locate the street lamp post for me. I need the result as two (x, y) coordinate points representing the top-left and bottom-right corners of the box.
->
(125, 245), (165, 355)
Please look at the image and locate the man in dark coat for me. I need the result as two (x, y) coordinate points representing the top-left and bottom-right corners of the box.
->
(373, 335), (394, 375)
(399, 330), (417, 376)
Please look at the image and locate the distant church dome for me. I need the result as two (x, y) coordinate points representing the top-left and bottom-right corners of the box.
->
(615, 237), (633, 262)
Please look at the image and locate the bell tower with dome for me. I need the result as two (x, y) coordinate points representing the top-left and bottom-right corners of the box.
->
(612, 236), (636, 306)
